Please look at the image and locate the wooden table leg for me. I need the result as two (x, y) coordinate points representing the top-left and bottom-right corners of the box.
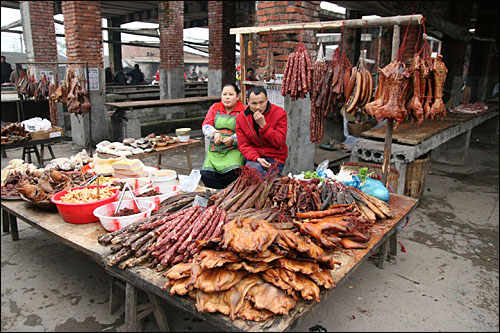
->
(158, 154), (162, 169)
(389, 231), (398, 257)
(148, 293), (170, 332)
(2, 208), (10, 233)
(186, 147), (193, 172)
(48, 144), (56, 159)
(1, 147), (6, 158)
(33, 145), (42, 167)
(40, 144), (46, 165)
(9, 213), (19, 241)
(125, 282), (140, 332)
(377, 240), (388, 269)
(109, 277), (125, 314)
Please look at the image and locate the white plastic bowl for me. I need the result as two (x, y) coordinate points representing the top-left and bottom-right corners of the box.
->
(126, 184), (180, 211)
(177, 134), (190, 142)
(150, 169), (177, 187)
(103, 177), (151, 191)
(93, 199), (155, 232)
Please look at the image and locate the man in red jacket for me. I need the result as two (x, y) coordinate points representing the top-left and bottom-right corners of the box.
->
(236, 86), (288, 176)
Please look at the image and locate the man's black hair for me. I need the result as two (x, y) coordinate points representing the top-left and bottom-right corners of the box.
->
(134, 64), (139, 69)
(248, 86), (267, 97)
(247, 67), (254, 73)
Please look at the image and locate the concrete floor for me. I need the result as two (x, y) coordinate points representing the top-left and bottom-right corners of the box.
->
(1, 136), (498, 332)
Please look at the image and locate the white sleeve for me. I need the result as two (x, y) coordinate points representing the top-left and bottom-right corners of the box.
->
(202, 124), (218, 140)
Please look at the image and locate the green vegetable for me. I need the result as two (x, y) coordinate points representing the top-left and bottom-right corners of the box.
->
(358, 167), (374, 183)
(302, 170), (321, 180)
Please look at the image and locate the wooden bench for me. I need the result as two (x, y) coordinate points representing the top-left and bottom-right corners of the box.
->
(105, 96), (220, 115)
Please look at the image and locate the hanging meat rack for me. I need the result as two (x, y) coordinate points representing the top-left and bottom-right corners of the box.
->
(230, 14), (424, 188)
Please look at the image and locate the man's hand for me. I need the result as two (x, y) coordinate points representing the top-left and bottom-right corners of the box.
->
(256, 158), (271, 169)
(213, 132), (223, 145)
(222, 136), (233, 148)
(253, 111), (266, 128)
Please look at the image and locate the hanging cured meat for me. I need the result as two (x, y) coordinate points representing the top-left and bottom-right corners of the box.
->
(281, 44), (313, 101)
(428, 55), (448, 120)
(365, 59), (410, 128)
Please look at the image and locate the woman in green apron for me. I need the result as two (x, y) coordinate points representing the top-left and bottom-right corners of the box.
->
(201, 83), (245, 189)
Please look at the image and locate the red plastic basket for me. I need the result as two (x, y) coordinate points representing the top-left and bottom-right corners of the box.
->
(51, 185), (119, 224)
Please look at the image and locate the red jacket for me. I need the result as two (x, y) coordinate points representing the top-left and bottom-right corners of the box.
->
(236, 102), (288, 162)
(202, 100), (245, 127)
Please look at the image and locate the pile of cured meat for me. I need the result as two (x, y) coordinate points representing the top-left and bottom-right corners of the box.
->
(164, 218), (338, 321)
(1, 122), (30, 144)
(97, 166), (395, 322)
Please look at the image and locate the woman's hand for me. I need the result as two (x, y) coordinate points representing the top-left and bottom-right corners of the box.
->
(213, 132), (223, 145)
(256, 158), (271, 169)
(222, 136), (233, 147)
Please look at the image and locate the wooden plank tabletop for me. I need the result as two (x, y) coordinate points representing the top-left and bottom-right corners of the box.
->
(111, 89), (160, 95)
(361, 106), (499, 145)
(1, 193), (417, 332)
(1, 136), (70, 149)
(97, 139), (202, 160)
(105, 96), (220, 110)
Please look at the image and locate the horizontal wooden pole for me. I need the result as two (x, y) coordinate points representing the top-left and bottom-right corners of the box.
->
(230, 14), (423, 35)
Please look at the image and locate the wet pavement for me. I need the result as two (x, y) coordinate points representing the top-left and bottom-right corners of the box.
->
(1, 137), (498, 332)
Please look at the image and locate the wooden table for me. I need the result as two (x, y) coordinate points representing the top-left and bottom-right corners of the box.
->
(97, 138), (202, 174)
(105, 96), (220, 115)
(1, 136), (70, 166)
(1, 193), (417, 331)
(351, 105), (499, 194)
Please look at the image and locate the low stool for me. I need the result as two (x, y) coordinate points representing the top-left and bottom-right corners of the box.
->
(22, 145), (42, 166)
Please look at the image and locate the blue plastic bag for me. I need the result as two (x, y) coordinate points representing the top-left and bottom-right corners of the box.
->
(342, 175), (390, 202)
(359, 177), (390, 202)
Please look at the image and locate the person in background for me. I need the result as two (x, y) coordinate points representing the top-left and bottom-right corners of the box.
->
(105, 67), (114, 84)
(9, 63), (25, 86)
(244, 67), (257, 97)
(155, 70), (160, 83)
(201, 83), (246, 189)
(127, 64), (145, 85)
(236, 86), (288, 177)
(1, 55), (12, 84)
(114, 67), (127, 85)
(190, 68), (198, 82)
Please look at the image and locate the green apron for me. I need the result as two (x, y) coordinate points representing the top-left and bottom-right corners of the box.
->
(202, 111), (244, 174)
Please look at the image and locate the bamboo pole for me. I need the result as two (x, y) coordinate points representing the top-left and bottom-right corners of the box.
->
(230, 15), (422, 35)
(382, 24), (400, 188)
(239, 34), (246, 104)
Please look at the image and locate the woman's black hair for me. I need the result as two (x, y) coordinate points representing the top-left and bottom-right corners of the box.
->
(248, 86), (267, 97)
(247, 67), (254, 73)
(223, 83), (240, 95)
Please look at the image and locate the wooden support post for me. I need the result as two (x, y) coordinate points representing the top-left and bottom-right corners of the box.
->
(240, 33), (246, 105)
(382, 24), (400, 187)
(125, 282), (140, 332)
(377, 239), (388, 269)
(9, 214), (19, 241)
(389, 231), (398, 256)
(2, 208), (10, 233)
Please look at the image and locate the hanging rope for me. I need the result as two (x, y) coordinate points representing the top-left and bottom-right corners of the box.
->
(397, 12), (415, 62)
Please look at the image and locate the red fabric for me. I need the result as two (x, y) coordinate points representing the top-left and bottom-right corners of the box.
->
(155, 71), (160, 81)
(202, 100), (245, 127)
(236, 103), (288, 162)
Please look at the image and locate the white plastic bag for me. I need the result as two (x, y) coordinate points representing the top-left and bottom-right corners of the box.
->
(179, 169), (201, 192)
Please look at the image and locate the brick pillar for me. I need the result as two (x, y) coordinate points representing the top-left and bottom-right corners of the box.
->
(62, 1), (108, 147)
(255, 1), (321, 174)
(208, 1), (236, 96)
(20, 0), (58, 86)
(159, 1), (184, 99)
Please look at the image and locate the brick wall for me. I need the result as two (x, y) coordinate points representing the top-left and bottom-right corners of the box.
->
(61, 1), (103, 68)
(158, 1), (184, 70)
(208, 1), (236, 85)
(255, 1), (321, 75)
(27, 1), (58, 63)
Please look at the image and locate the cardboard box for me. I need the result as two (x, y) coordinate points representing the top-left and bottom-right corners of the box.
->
(30, 126), (64, 141)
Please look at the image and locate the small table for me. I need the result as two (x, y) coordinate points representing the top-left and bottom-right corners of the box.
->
(97, 139), (202, 174)
(1, 136), (70, 166)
